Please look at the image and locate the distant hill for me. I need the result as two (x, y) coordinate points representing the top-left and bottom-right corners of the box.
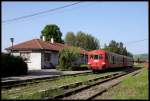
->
(133, 53), (148, 61)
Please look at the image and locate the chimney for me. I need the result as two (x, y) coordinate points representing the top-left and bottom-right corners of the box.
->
(42, 36), (45, 41)
(51, 37), (54, 43)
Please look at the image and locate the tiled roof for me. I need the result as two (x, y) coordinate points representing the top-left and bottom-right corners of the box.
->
(5, 39), (88, 54)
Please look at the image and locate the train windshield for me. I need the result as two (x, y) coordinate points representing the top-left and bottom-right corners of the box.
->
(93, 54), (103, 59)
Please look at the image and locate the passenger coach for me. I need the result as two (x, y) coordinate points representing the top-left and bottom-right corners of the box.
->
(88, 49), (134, 72)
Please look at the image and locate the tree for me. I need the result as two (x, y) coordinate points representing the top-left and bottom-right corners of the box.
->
(103, 40), (133, 57)
(103, 40), (119, 54)
(65, 32), (76, 46)
(85, 34), (100, 50)
(119, 42), (124, 55)
(75, 31), (100, 50)
(40, 24), (63, 43)
(76, 31), (86, 49)
(58, 47), (80, 70)
(122, 47), (127, 55)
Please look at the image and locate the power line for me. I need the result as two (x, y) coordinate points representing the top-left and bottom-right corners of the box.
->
(2, 2), (82, 23)
(124, 38), (148, 45)
(101, 38), (148, 48)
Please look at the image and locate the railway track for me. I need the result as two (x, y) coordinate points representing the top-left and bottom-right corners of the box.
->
(45, 67), (141, 100)
(2, 72), (91, 90)
(2, 67), (141, 99)
(1, 68), (130, 90)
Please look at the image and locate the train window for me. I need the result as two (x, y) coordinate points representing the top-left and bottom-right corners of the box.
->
(108, 55), (112, 63)
(113, 56), (115, 64)
(94, 55), (99, 59)
(110, 56), (112, 63)
(106, 54), (109, 60)
(90, 55), (93, 59)
(93, 54), (103, 59)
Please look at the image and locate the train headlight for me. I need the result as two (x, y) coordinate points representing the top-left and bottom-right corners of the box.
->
(88, 62), (90, 65)
(102, 62), (106, 65)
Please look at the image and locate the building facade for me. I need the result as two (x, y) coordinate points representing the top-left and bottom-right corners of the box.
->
(5, 39), (88, 70)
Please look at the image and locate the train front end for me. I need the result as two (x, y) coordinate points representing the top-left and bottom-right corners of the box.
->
(88, 50), (106, 72)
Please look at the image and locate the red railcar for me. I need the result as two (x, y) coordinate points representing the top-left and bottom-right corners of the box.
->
(88, 49), (134, 72)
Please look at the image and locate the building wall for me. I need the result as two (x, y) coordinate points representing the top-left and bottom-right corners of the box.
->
(12, 51), (87, 70)
(27, 52), (41, 70)
(12, 52), (42, 70)
(41, 52), (45, 69)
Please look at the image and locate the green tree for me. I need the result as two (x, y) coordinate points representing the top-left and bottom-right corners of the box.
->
(103, 40), (119, 53)
(76, 31), (86, 48)
(85, 34), (100, 50)
(119, 42), (124, 55)
(75, 31), (100, 50)
(122, 47), (127, 55)
(127, 51), (133, 57)
(65, 32), (76, 46)
(58, 47), (80, 70)
(40, 24), (63, 43)
(103, 40), (133, 57)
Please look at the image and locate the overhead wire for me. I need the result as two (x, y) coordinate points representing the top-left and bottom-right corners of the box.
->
(2, 2), (82, 23)
(124, 38), (148, 45)
(101, 38), (148, 48)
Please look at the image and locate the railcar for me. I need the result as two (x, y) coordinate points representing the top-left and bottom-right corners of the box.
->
(88, 49), (134, 72)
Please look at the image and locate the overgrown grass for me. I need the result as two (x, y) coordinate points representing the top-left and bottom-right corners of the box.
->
(97, 68), (148, 99)
(2, 71), (120, 100)
(133, 63), (145, 68)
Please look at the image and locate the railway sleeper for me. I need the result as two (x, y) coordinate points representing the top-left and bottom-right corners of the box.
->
(86, 81), (121, 100)
(47, 73), (127, 100)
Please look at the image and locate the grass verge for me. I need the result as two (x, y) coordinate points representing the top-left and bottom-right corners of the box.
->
(95, 68), (148, 100)
(2, 71), (120, 99)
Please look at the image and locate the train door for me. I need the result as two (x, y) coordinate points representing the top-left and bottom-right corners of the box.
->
(123, 57), (127, 67)
(105, 53), (109, 68)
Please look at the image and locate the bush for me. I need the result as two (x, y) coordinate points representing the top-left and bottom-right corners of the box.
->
(1, 53), (28, 77)
(58, 47), (80, 70)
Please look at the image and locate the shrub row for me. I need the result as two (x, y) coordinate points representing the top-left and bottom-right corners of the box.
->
(1, 53), (28, 77)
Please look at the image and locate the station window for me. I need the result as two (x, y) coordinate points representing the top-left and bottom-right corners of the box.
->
(20, 52), (31, 62)
(44, 53), (51, 61)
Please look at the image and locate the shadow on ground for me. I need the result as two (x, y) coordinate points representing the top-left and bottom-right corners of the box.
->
(27, 69), (63, 76)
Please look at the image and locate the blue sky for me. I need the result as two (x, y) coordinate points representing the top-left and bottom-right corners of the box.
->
(2, 2), (148, 54)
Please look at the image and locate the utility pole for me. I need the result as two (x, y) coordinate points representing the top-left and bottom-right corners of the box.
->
(10, 38), (14, 55)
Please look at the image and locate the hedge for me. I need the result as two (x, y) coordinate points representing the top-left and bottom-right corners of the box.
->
(1, 53), (28, 77)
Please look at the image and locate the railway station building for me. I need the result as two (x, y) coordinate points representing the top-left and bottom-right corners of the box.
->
(5, 38), (88, 70)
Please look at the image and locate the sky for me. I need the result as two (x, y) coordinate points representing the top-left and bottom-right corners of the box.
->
(2, 1), (148, 54)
